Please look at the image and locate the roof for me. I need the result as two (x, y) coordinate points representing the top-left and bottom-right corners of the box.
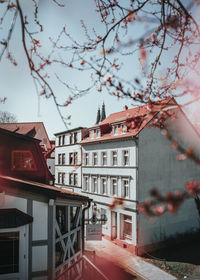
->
(81, 99), (176, 144)
(0, 127), (40, 142)
(0, 175), (91, 202)
(54, 127), (86, 136)
(0, 122), (44, 135)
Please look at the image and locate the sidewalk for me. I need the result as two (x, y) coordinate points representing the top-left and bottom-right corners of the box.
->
(85, 238), (177, 280)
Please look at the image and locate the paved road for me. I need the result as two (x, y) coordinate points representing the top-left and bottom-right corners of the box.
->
(85, 238), (176, 280)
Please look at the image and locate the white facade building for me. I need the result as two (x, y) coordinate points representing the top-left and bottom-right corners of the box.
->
(80, 99), (200, 254)
(54, 99), (200, 255)
(54, 127), (88, 194)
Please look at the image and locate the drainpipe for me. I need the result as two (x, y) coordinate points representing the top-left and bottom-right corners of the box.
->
(82, 200), (91, 253)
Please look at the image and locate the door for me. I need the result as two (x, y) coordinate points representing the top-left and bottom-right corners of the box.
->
(111, 211), (117, 240)
(0, 226), (27, 280)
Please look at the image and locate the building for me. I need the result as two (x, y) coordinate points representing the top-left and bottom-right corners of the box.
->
(0, 128), (91, 280)
(80, 99), (200, 255)
(45, 141), (55, 178)
(0, 122), (55, 177)
(54, 127), (88, 194)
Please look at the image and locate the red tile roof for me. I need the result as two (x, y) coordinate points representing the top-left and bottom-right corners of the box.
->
(81, 99), (176, 144)
(0, 122), (52, 150)
(0, 175), (90, 201)
(0, 122), (44, 135)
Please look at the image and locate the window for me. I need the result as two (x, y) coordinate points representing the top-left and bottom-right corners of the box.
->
(11, 150), (36, 171)
(58, 172), (65, 184)
(122, 150), (129, 166)
(90, 130), (94, 139)
(0, 232), (19, 274)
(74, 152), (78, 165)
(92, 177), (98, 193)
(83, 176), (89, 191)
(58, 172), (62, 184)
(113, 125), (118, 135)
(122, 215), (132, 240)
(84, 153), (89, 165)
(62, 153), (65, 165)
(69, 152), (78, 165)
(74, 132), (78, 143)
(112, 151), (118, 166)
(96, 129), (100, 138)
(61, 173), (65, 184)
(69, 173), (73, 185)
(58, 154), (61, 165)
(92, 152), (98, 166)
(122, 178), (129, 198)
(111, 178), (117, 196)
(74, 173), (78, 186)
(69, 173), (78, 186)
(58, 136), (62, 146)
(62, 135), (65, 145)
(121, 124), (127, 134)
(102, 152), (107, 166)
(101, 178), (107, 195)
(69, 153), (73, 165)
(69, 133), (73, 144)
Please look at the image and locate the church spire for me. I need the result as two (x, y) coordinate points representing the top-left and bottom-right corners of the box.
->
(100, 102), (106, 122)
(96, 107), (101, 124)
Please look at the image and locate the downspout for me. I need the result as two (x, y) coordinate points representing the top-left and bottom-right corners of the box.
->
(82, 200), (91, 253)
(133, 136), (139, 256)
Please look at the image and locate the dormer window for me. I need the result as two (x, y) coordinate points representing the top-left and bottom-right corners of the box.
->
(11, 150), (37, 171)
(90, 130), (94, 139)
(113, 125), (118, 135)
(96, 129), (100, 138)
(121, 124), (127, 134)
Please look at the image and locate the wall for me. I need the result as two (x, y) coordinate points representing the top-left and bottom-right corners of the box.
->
(82, 138), (138, 249)
(137, 123), (200, 249)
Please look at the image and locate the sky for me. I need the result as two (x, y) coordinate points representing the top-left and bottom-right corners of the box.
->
(0, 0), (142, 139)
(0, 0), (200, 140)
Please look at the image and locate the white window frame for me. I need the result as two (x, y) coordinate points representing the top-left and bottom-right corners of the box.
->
(122, 150), (129, 166)
(83, 176), (89, 192)
(62, 153), (65, 165)
(84, 153), (89, 166)
(113, 125), (118, 135)
(0, 227), (27, 280)
(101, 151), (107, 166)
(121, 124), (127, 134)
(74, 173), (78, 186)
(91, 176), (98, 193)
(111, 177), (118, 196)
(111, 150), (118, 166)
(121, 178), (129, 198)
(58, 172), (62, 184)
(101, 177), (107, 195)
(96, 129), (100, 138)
(92, 152), (98, 166)
(90, 130), (94, 139)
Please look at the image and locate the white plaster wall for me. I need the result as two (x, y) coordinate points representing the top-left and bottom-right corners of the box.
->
(55, 142), (82, 188)
(47, 158), (55, 176)
(32, 201), (48, 241)
(0, 194), (27, 212)
(82, 138), (137, 246)
(32, 245), (48, 272)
